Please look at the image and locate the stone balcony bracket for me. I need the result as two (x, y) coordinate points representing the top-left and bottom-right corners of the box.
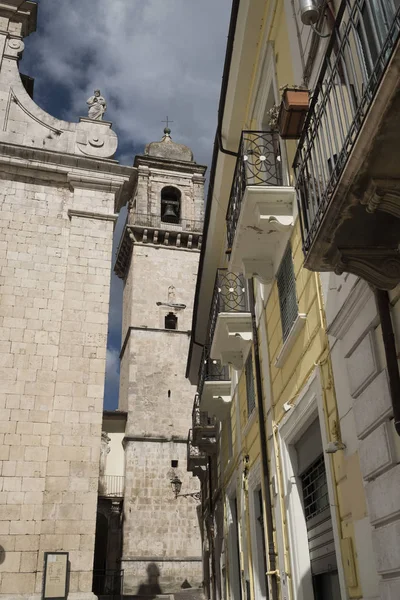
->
(229, 185), (296, 283)
(211, 312), (253, 370)
(199, 382), (232, 420)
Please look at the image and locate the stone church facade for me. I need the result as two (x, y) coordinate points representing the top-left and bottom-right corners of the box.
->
(0, 2), (205, 598)
(0, 2), (134, 598)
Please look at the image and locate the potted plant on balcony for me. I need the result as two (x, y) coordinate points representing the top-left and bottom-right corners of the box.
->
(278, 85), (309, 139)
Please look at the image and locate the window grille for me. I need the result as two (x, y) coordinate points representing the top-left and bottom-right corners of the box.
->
(245, 352), (256, 416)
(277, 244), (298, 341)
(300, 454), (329, 522)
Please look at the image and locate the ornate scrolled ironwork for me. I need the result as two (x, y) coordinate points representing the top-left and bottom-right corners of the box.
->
(198, 345), (230, 397)
(294, 0), (400, 253)
(192, 394), (216, 429)
(187, 429), (206, 461)
(207, 269), (248, 349)
(226, 130), (282, 248)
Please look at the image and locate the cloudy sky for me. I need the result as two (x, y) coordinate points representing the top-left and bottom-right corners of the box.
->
(21, 0), (232, 409)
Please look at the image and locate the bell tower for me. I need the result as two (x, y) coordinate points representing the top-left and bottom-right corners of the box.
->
(115, 128), (206, 594)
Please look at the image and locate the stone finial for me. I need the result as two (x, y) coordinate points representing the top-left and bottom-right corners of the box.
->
(87, 89), (107, 121)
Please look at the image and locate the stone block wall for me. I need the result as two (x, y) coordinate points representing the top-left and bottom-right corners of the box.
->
(0, 162), (129, 598)
(325, 274), (400, 599)
(121, 440), (202, 595)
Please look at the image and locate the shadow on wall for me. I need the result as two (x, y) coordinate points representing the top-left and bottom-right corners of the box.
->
(136, 563), (163, 598)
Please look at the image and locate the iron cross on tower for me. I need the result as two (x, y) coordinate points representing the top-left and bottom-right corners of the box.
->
(162, 116), (174, 129)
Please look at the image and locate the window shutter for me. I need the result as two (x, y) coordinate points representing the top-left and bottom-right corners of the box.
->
(277, 244), (298, 341)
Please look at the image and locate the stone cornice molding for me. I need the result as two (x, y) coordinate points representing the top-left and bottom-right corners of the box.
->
(119, 325), (191, 360)
(67, 209), (118, 222)
(67, 173), (124, 193)
(0, 142), (135, 178)
(121, 556), (202, 562)
(123, 435), (188, 445)
(134, 153), (207, 176)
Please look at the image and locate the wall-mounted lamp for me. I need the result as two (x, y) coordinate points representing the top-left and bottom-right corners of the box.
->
(299, 0), (330, 38)
(170, 476), (201, 501)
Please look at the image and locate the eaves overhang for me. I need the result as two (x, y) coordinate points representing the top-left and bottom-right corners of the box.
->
(186, 0), (267, 384)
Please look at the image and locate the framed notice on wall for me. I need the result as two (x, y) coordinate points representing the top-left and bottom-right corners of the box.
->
(42, 552), (69, 600)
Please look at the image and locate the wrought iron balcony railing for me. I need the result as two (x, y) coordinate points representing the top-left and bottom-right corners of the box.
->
(192, 393), (217, 430)
(294, 0), (400, 254)
(208, 269), (249, 350)
(187, 429), (207, 468)
(98, 475), (125, 498)
(226, 130), (282, 249)
(131, 211), (203, 233)
(198, 345), (230, 397)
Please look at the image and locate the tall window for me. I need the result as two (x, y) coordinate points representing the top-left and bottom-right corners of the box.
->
(277, 244), (298, 341)
(245, 352), (256, 417)
(161, 186), (181, 224)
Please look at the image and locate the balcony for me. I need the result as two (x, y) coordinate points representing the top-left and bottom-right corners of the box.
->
(192, 394), (218, 453)
(98, 475), (125, 498)
(226, 130), (296, 283)
(187, 429), (208, 477)
(114, 212), (203, 278)
(131, 211), (203, 233)
(294, 1), (400, 290)
(197, 346), (231, 419)
(208, 270), (252, 370)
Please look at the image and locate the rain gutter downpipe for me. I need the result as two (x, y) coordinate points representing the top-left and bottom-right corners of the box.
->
(248, 281), (279, 600)
(375, 289), (400, 436)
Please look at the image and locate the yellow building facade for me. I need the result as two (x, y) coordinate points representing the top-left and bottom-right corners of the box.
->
(187, 1), (400, 600)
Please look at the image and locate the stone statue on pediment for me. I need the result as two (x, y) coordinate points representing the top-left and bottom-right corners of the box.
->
(87, 89), (107, 121)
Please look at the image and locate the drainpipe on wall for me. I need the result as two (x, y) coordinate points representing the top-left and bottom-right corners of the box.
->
(248, 281), (279, 600)
(208, 456), (217, 600)
(375, 289), (400, 436)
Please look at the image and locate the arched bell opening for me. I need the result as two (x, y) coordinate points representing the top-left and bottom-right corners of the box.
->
(161, 186), (181, 224)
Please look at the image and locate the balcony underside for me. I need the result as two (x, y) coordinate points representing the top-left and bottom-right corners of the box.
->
(187, 463), (207, 480)
(199, 381), (231, 419)
(187, 454), (208, 470)
(305, 43), (400, 290)
(210, 312), (252, 369)
(192, 424), (218, 452)
(229, 186), (295, 283)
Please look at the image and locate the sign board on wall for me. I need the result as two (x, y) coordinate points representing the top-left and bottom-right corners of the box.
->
(42, 552), (69, 600)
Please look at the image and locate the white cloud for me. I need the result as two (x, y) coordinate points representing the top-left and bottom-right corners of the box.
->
(23, 0), (232, 166)
(21, 1), (232, 408)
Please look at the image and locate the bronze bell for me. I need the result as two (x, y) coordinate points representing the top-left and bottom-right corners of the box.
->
(161, 199), (179, 223)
